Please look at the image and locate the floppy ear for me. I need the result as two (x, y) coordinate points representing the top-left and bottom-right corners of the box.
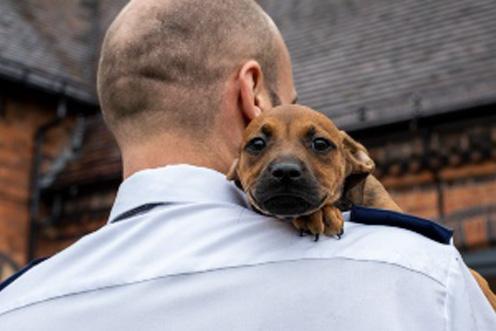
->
(335, 131), (376, 210)
(226, 158), (244, 190)
(341, 131), (375, 176)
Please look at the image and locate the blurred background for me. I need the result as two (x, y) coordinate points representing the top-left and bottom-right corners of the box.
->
(0, 0), (495, 287)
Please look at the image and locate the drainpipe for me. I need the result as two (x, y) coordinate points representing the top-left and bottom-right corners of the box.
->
(433, 168), (446, 220)
(27, 97), (68, 261)
(420, 128), (446, 220)
(410, 93), (446, 220)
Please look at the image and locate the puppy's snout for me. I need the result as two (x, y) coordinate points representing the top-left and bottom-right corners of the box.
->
(270, 161), (303, 180)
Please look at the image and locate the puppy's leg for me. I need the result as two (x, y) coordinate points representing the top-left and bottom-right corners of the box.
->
(292, 207), (344, 241)
(306, 210), (325, 241)
(470, 269), (496, 310)
(292, 218), (309, 237)
(292, 212), (325, 241)
(322, 205), (344, 238)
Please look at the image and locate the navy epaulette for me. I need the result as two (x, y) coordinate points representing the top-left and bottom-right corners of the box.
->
(350, 206), (453, 245)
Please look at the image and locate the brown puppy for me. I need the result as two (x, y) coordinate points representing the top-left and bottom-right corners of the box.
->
(228, 104), (496, 310)
(227, 104), (375, 240)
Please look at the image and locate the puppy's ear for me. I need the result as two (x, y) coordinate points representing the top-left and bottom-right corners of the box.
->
(226, 158), (244, 190)
(341, 131), (375, 176)
(226, 158), (239, 181)
(336, 131), (375, 210)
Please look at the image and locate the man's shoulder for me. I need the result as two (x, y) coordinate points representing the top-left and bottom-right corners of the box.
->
(230, 206), (458, 286)
(330, 217), (457, 285)
(0, 204), (458, 315)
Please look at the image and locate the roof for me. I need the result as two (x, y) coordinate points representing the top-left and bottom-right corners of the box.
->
(2, 0), (495, 125)
(259, 0), (496, 129)
(0, 0), (127, 104)
(3, 0), (495, 189)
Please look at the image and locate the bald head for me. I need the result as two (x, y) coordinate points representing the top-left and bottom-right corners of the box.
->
(98, 0), (282, 142)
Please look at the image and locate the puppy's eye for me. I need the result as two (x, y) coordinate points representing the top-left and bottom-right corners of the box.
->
(312, 138), (334, 153)
(246, 137), (266, 154)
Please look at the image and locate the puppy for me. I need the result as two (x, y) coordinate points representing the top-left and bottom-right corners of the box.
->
(227, 104), (496, 310)
(227, 104), (375, 240)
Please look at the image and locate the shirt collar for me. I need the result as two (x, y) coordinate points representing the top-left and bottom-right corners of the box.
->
(108, 164), (250, 223)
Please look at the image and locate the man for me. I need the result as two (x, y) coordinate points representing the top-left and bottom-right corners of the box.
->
(0, 0), (494, 330)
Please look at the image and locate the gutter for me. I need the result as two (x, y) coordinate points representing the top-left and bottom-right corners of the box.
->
(0, 56), (97, 106)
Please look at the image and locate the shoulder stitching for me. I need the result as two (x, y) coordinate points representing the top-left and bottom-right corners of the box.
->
(0, 255), (447, 317)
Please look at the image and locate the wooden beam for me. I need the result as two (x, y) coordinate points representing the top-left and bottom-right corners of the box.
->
(440, 161), (496, 181)
(0, 94), (5, 118)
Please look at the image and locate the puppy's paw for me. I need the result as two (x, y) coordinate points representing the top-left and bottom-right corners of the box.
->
(322, 205), (344, 238)
(292, 209), (326, 241)
(292, 218), (309, 237)
(292, 206), (344, 240)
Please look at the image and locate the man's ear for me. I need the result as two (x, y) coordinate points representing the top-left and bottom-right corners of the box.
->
(238, 60), (272, 121)
(226, 158), (244, 190)
(341, 131), (375, 176)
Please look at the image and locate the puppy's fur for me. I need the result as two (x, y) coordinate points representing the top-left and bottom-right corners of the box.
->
(228, 104), (496, 310)
(228, 104), (376, 239)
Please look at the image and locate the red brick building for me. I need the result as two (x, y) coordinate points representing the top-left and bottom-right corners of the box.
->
(0, 0), (126, 273)
(1, 0), (496, 287)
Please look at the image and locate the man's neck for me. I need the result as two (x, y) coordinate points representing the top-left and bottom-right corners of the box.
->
(121, 133), (236, 179)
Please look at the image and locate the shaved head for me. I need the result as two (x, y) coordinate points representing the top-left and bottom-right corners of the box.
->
(98, 0), (282, 141)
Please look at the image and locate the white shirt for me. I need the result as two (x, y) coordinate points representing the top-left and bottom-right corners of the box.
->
(0, 165), (494, 330)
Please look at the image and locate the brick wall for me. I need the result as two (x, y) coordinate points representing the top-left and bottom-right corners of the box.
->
(34, 189), (116, 259)
(35, 217), (108, 258)
(390, 187), (439, 219)
(0, 94), (72, 266)
(383, 161), (496, 250)
(442, 163), (496, 215)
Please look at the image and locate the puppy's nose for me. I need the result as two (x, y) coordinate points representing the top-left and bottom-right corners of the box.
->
(271, 162), (302, 180)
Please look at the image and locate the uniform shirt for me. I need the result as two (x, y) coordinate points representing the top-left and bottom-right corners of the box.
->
(0, 165), (494, 330)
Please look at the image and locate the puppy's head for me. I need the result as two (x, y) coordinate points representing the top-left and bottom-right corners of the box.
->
(228, 104), (374, 218)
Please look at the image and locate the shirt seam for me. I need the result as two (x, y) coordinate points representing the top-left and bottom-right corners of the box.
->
(443, 251), (456, 331)
(0, 255), (446, 317)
